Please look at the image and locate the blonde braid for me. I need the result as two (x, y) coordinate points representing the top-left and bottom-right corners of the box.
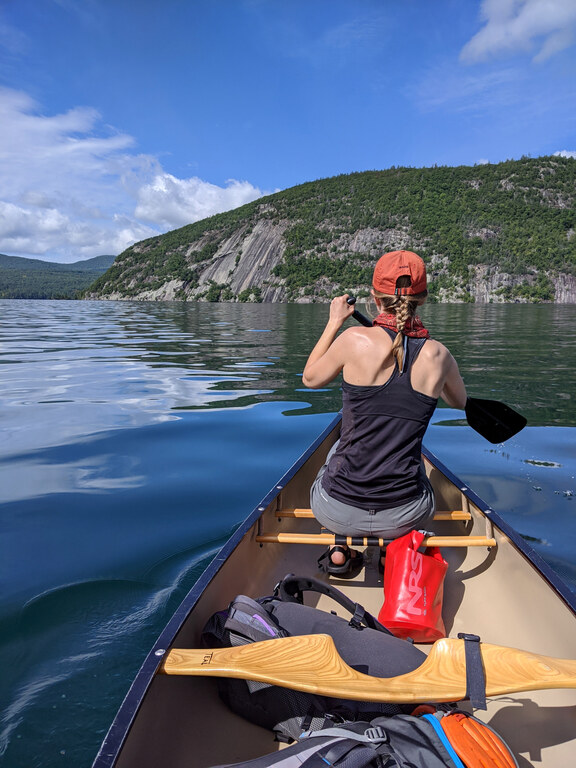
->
(392, 296), (417, 372)
(373, 275), (427, 373)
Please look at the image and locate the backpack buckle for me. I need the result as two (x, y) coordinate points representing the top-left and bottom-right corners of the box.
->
(364, 726), (387, 743)
(348, 603), (365, 629)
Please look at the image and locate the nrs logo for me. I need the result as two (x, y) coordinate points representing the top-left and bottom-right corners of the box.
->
(406, 550), (427, 616)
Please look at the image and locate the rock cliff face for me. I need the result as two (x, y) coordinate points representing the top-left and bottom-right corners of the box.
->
(480, 269), (576, 302)
(552, 273), (576, 303)
(85, 158), (576, 304)
(93, 216), (576, 304)
(197, 219), (289, 300)
(96, 221), (423, 303)
(100, 218), (290, 302)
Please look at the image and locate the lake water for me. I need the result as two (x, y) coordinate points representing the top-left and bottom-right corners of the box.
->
(0, 299), (575, 768)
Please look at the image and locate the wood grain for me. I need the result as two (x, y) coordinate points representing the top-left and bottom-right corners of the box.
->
(160, 634), (576, 703)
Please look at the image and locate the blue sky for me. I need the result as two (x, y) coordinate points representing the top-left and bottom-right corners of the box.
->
(1, 0), (576, 263)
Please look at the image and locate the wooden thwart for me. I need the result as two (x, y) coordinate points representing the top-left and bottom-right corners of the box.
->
(256, 532), (495, 548)
(160, 633), (576, 704)
(261, 504), (490, 548)
(276, 508), (472, 522)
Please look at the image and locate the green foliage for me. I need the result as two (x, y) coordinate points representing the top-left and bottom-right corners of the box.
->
(238, 286), (262, 302)
(0, 254), (115, 299)
(85, 156), (576, 302)
(191, 242), (219, 263)
(495, 275), (555, 303)
(284, 223), (325, 250)
(273, 252), (373, 299)
(203, 281), (234, 302)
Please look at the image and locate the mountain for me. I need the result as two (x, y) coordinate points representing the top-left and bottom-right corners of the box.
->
(83, 155), (574, 304)
(0, 254), (116, 299)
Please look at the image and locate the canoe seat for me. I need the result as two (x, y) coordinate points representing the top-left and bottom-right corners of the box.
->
(256, 508), (496, 549)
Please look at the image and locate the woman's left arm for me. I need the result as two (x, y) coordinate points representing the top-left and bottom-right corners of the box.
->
(440, 353), (467, 410)
(302, 296), (355, 389)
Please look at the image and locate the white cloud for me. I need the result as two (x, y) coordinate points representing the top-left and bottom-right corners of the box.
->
(461, 0), (576, 63)
(554, 150), (576, 158)
(0, 200), (153, 261)
(135, 174), (265, 230)
(0, 87), (267, 262)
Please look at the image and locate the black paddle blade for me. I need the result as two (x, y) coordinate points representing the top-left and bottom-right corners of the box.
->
(465, 397), (527, 444)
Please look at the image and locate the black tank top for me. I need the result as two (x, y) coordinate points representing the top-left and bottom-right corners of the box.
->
(321, 331), (437, 510)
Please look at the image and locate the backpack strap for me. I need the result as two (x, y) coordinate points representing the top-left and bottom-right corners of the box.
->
(302, 725), (388, 743)
(300, 723), (393, 768)
(457, 633), (487, 710)
(301, 745), (383, 768)
(273, 574), (393, 636)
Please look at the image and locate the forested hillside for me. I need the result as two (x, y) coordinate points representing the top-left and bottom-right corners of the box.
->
(85, 156), (576, 303)
(0, 254), (116, 299)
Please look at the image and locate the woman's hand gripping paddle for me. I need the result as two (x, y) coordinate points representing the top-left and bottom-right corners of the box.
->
(160, 633), (576, 704)
(346, 296), (527, 444)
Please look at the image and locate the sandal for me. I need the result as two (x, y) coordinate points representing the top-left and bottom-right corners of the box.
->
(378, 548), (386, 574)
(317, 546), (364, 576)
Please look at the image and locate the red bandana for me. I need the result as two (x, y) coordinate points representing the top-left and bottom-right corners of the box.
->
(372, 312), (430, 338)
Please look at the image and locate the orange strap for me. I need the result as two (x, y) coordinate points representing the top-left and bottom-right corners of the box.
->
(440, 713), (517, 768)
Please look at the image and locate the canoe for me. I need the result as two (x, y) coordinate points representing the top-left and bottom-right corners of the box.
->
(92, 413), (576, 768)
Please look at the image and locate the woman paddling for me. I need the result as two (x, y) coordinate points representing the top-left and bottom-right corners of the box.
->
(303, 250), (467, 575)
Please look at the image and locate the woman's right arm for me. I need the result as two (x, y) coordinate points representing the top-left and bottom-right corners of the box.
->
(302, 295), (355, 389)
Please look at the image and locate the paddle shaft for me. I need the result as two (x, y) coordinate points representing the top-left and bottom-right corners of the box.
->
(346, 295), (373, 327)
(160, 633), (576, 704)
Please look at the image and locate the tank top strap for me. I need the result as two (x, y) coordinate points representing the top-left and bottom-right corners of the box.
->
(378, 327), (427, 374)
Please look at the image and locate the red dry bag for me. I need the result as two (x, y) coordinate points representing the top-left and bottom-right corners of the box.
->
(378, 529), (448, 643)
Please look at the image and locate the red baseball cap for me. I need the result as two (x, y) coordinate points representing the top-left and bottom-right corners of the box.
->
(372, 250), (427, 295)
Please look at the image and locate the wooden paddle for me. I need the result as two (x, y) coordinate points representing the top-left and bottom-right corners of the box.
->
(160, 633), (576, 703)
(346, 297), (527, 444)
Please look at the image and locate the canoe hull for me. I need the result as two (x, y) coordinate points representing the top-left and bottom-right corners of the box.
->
(93, 414), (576, 768)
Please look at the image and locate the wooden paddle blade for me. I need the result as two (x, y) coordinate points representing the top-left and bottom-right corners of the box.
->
(160, 634), (576, 704)
(465, 397), (527, 444)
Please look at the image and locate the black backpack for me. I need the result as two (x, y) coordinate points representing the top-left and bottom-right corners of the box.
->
(201, 574), (428, 743)
(209, 715), (462, 768)
(208, 712), (519, 768)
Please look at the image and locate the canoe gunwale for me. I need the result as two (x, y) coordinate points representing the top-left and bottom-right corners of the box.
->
(421, 444), (576, 616)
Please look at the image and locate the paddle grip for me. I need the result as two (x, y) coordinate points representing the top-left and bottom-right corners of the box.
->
(346, 296), (372, 328)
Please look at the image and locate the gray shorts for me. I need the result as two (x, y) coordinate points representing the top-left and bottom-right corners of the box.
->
(310, 442), (435, 540)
